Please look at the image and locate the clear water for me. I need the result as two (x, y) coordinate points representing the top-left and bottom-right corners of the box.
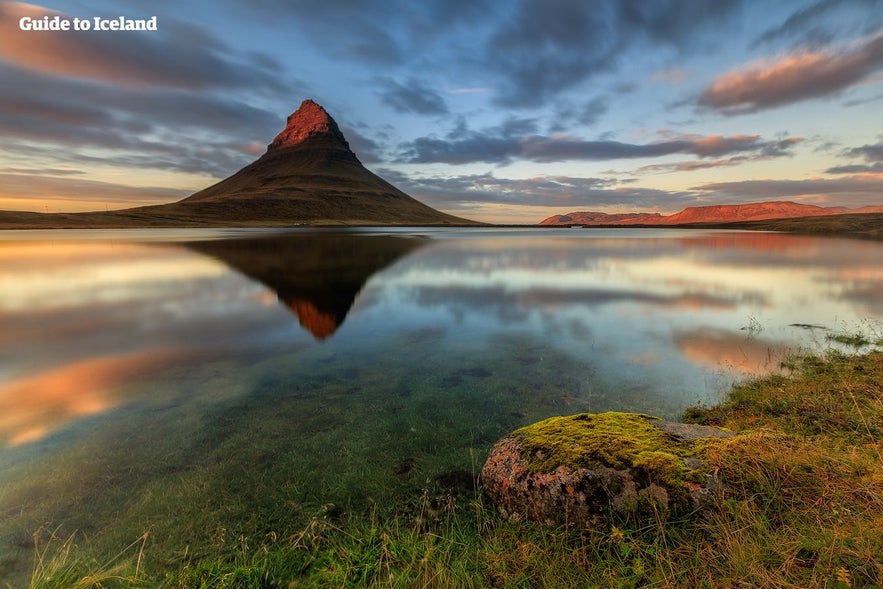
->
(0, 227), (880, 580)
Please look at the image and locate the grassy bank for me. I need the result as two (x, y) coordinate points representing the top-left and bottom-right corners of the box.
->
(24, 350), (882, 588)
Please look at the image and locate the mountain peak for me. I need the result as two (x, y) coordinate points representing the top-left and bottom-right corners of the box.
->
(267, 99), (349, 152)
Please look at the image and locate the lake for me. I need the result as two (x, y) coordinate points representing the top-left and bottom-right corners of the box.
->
(0, 227), (880, 582)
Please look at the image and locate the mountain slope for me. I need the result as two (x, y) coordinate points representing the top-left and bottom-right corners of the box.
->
(168, 100), (472, 225)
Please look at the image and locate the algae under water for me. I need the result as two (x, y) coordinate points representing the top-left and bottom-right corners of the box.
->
(0, 227), (880, 583)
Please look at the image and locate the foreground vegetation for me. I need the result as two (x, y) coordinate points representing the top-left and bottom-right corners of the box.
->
(23, 350), (882, 588)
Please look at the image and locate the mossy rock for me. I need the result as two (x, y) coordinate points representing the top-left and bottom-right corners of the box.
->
(481, 412), (732, 528)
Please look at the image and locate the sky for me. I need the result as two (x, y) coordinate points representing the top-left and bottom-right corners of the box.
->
(1, 0), (882, 223)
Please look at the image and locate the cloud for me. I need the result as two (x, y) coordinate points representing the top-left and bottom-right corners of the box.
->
(825, 138), (883, 173)
(844, 139), (883, 161)
(651, 67), (688, 84)
(487, 0), (743, 107)
(0, 62), (288, 178)
(376, 169), (691, 212)
(638, 158), (749, 173)
(692, 175), (883, 207)
(551, 97), (609, 130)
(0, 2), (285, 91)
(0, 173), (191, 210)
(825, 163), (883, 173)
(753, 0), (883, 47)
(377, 77), (449, 115)
(699, 29), (883, 114)
(402, 119), (801, 164)
(340, 126), (385, 163)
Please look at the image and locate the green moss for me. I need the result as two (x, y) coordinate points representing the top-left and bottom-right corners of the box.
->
(512, 412), (695, 485)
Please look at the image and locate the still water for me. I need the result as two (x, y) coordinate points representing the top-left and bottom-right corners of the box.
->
(0, 227), (880, 579)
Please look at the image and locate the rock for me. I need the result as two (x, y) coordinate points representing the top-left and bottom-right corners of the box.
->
(481, 412), (733, 528)
(267, 99), (350, 152)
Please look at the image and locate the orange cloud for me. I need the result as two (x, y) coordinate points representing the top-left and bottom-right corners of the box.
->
(0, 351), (177, 446)
(0, 3), (147, 85)
(700, 30), (883, 113)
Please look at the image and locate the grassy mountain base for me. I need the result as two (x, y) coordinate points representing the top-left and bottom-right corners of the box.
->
(24, 347), (882, 588)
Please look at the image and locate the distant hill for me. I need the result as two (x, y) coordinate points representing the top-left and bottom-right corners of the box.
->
(540, 201), (883, 226)
(0, 100), (478, 228)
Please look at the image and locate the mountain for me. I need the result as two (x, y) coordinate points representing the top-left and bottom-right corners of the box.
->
(169, 100), (474, 225)
(539, 201), (878, 226)
(0, 100), (477, 228)
(540, 212), (664, 225)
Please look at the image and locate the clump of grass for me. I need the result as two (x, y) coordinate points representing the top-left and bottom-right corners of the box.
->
(27, 528), (148, 589)
(827, 333), (872, 347)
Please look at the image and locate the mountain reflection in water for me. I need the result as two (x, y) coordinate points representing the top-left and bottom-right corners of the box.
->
(185, 232), (427, 339)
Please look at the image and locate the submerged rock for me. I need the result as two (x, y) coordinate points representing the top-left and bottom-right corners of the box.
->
(481, 412), (732, 528)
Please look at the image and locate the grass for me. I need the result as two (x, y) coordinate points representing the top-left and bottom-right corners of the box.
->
(22, 350), (883, 588)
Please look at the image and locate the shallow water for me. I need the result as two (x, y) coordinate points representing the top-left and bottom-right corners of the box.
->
(0, 227), (880, 580)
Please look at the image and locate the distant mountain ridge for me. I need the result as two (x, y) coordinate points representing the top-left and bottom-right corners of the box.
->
(540, 201), (883, 226)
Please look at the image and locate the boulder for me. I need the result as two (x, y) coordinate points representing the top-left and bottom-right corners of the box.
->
(481, 412), (733, 528)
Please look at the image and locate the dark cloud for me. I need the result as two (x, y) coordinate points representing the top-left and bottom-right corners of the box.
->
(228, 0), (497, 65)
(0, 63), (287, 177)
(377, 77), (449, 115)
(551, 97), (609, 131)
(825, 139), (883, 173)
(825, 163), (883, 173)
(377, 169), (691, 212)
(402, 119), (801, 164)
(753, 0), (883, 47)
(0, 3), (285, 92)
(234, 0), (743, 108)
(844, 139), (883, 161)
(699, 30), (883, 114)
(487, 0), (743, 107)
(340, 126), (385, 163)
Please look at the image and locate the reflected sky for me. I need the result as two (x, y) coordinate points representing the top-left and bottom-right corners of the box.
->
(0, 228), (880, 448)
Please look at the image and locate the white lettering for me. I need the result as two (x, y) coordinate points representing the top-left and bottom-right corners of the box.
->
(18, 15), (71, 31)
(18, 14), (155, 32)
(90, 16), (157, 31)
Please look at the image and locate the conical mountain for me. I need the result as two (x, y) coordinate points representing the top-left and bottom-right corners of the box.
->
(174, 99), (474, 225)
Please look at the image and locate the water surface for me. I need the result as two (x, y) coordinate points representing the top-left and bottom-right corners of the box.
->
(0, 227), (880, 581)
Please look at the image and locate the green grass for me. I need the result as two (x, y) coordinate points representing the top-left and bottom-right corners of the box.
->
(23, 350), (883, 588)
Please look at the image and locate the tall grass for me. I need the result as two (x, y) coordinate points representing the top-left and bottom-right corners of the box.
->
(26, 528), (147, 589)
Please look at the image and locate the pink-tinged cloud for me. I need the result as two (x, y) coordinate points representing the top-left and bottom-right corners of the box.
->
(700, 30), (883, 113)
(0, 2), (282, 90)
